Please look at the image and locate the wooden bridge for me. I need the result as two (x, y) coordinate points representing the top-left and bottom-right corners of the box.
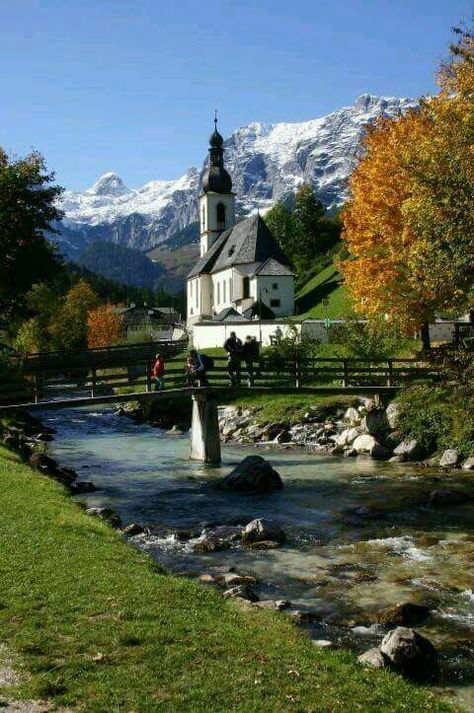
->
(0, 346), (440, 464)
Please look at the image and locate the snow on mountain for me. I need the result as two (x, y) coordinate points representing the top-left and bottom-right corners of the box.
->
(57, 95), (417, 256)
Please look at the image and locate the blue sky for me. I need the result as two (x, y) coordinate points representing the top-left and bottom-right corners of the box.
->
(1, 0), (471, 191)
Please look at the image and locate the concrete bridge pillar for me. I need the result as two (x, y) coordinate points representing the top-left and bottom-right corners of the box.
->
(190, 391), (221, 464)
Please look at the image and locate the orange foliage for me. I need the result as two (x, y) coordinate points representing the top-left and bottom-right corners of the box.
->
(340, 27), (474, 330)
(87, 304), (123, 348)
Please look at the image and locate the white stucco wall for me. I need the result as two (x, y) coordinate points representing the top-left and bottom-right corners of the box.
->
(192, 321), (301, 349)
(199, 191), (235, 255)
(252, 275), (294, 317)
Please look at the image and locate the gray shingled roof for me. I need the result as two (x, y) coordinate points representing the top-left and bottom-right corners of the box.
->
(188, 214), (292, 278)
(187, 229), (231, 278)
(213, 307), (249, 322)
(253, 258), (294, 276)
(211, 214), (291, 274)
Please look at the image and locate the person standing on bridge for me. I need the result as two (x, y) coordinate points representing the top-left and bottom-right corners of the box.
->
(188, 350), (211, 387)
(224, 331), (242, 387)
(151, 353), (165, 391)
(242, 335), (259, 386)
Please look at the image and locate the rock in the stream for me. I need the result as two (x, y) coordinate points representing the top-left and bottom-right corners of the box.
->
(223, 573), (257, 586)
(462, 457), (474, 471)
(380, 627), (439, 682)
(393, 439), (426, 461)
(343, 447), (358, 458)
(363, 408), (389, 439)
(370, 443), (392, 460)
(358, 647), (389, 669)
(70, 481), (96, 494)
(122, 523), (146, 536)
(255, 599), (291, 611)
(223, 585), (259, 602)
(242, 518), (286, 545)
(376, 602), (431, 626)
(352, 434), (376, 454)
(439, 449), (460, 468)
(86, 507), (122, 529)
(290, 610), (321, 625)
(344, 407), (361, 425)
(426, 489), (469, 507)
(385, 403), (400, 430)
(166, 425), (184, 436)
(218, 456), (283, 492)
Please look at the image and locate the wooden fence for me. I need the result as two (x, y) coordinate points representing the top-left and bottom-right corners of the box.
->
(0, 353), (440, 407)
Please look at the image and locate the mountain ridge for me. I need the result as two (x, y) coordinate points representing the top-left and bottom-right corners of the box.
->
(56, 94), (417, 257)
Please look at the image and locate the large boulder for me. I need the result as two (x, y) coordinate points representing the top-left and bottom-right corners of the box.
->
(380, 627), (439, 682)
(393, 439), (426, 461)
(462, 457), (474, 471)
(242, 518), (286, 544)
(358, 647), (388, 669)
(376, 602), (430, 627)
(385, 402), (400, 430)
(370, 443), (392, 460)
(427, 489), (470, 507)
(363, 408), (389, 440)
(439, 449), (460, 468)
(344, 407), (361, 426)
(218, 456), (283, 492)
(336, 427), (360, 447)
(353, 434), (376, 454)
(86, 507), (122, 529)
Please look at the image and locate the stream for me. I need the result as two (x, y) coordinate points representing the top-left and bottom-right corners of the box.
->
(41, 405), (474, 710)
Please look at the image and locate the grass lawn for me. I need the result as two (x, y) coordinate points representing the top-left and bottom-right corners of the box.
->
(0, 445), (452, 712)
(295, 264), (350, 320)
(221, 393), (361, 425)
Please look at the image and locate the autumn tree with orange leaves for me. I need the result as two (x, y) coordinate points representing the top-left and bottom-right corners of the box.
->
(341, 25), (474, 349)
(87, 304), (123, 348)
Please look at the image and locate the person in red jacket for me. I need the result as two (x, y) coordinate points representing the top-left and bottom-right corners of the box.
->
(151, 353), (165, 391)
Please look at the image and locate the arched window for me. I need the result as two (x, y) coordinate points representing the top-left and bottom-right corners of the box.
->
(216, 202), (226, 231)
(201, 205), (205, 231)
(242, 276), (250, 299)
(223, 280), (227, 303)
(217, 282), (221, 304)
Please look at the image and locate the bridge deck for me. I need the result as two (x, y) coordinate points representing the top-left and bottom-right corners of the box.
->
(0, 385), (400, 412)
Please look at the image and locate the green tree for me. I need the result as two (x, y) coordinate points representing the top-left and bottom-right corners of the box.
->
(50, 280), (100, 350)
(14, 318), (45, 354)
(0, 149), (63, 319)
(292, 184), (325, 271)
(264, 202), (293, 254)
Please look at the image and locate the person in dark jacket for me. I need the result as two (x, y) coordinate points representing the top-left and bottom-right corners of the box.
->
(188, 350), (210, 387)
(242, 336), (260, 386)
(223, 331), (242, 387)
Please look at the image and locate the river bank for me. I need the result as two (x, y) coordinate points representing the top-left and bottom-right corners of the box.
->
(0, 411), (453, 712)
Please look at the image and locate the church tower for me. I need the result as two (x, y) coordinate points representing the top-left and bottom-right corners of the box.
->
(199, 116), (235, 256)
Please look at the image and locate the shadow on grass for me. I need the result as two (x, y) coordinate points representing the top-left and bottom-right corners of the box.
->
(296, 271), (342, 314)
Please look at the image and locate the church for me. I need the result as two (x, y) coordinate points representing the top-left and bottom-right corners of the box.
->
(186, 120), (295, 326)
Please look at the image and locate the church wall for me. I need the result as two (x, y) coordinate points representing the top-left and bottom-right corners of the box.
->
(212, 268), (234, 313)
(250, 275), (295, 317)
(199, 191), (235, 255)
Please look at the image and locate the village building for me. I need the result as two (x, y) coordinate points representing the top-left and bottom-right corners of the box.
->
(186, 120), (294, 327)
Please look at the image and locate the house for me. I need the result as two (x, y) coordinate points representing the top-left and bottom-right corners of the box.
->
(114, 305), (181, 339)
(187, 119), (294, 326)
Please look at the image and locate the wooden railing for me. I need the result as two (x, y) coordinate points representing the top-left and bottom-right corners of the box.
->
(0, 354), (440, 407)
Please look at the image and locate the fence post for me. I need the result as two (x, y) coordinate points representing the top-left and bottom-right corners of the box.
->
(33, 373), (39, 404)
(146, 359), (152, 393)
(342, 360), (349, 388)
(387, 359), (393, 387)
(91, 367), (97, 398)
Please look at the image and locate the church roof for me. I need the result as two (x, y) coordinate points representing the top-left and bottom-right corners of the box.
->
(188, 214), (291, 278)
(212, 307), (249, 322)
(211, 214), (290, 273)
(253, 258), (294, 276)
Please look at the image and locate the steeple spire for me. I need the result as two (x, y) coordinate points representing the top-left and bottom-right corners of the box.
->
(203, 112), (232, 194)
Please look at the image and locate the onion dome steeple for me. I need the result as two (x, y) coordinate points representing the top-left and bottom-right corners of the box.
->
(202, 112), (233, 194)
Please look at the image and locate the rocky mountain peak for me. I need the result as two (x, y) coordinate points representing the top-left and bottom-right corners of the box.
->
(87, 172), (131, 197)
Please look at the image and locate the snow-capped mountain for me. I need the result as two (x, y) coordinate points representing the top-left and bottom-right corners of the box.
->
(58, 94), (417, 256)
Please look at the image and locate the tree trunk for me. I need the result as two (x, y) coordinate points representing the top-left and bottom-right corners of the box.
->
(420, 322), (431, 351)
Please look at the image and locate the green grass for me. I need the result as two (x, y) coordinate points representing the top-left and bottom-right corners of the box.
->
(0, 446), (454, 712)
(295, 263), (350, 320)
(222, 393), (358, 425)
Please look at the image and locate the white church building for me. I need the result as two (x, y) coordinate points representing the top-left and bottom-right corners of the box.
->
(187, 120), (295, 327)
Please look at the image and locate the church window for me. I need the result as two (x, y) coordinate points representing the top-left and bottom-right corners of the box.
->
(270, 299), (281, 308)
(242, 277), (250, 299)
(216, 203), (226, 231)
(272, 282), (278, 290)
(217, 282), (220, 304)
(223, 280), (227, 302)
(201, 205), (205, 231)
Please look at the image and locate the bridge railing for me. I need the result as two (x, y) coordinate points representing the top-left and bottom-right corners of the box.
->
(0, 353), (440, 406)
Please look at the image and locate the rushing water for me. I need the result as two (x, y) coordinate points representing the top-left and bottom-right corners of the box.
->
(41, 405), (474, 709)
